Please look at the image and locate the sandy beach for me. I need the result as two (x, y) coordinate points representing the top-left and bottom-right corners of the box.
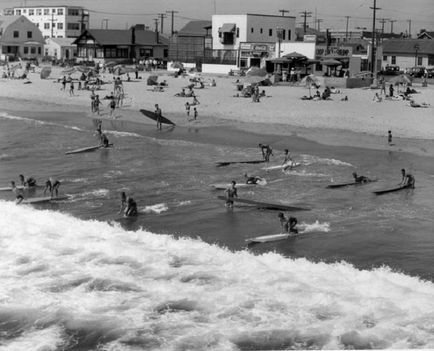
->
(1, 66), (434, 155)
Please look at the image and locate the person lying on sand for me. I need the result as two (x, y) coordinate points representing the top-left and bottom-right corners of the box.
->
(409, 100), (430, 108)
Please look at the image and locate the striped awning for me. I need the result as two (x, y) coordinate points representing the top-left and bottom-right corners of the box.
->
(219, 23), (236, 33)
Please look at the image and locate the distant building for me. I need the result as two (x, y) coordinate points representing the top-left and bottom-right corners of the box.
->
(73, 28), (169, 63)
(382, 39), (434, 69)
(168, 20), (212, 66)
(4, 5), (89, 38)
(295, 27), (327, 44)
(44, 37), (76, 60)
(417, 30), (434, 40)
(0, 15), (44, 60)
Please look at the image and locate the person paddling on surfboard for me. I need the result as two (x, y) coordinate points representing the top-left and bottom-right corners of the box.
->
(100, 133), (110, 148)
(225, 181), (238, 208)
(19, 174), (36, 188)
(125, 197), (138, 217)
(259, 144), (273, 162)
(244, 173), (263, 185)
(400, 169), (415, 188)
(155, 104), (162, 130)
(278, 212), (298, 234)
(352, 172), (371, 184)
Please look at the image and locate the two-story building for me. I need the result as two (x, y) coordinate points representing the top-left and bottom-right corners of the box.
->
(211, 14), (296, 68)
(4, 5), (89, 38)
(0, 15), (44, 60)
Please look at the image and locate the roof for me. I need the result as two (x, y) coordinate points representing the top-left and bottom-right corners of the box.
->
(0, 15), (21, 31)
(417, 31), (434, 39)
(11, 5), (84, 9)
(49, 37), (76, 46)
(362, 31), (403, 39)
(295, 27), (326, 41)
(178, 20), (211, 37)
(220, 23), (236, 32)
(75, 29), (169, 46)
(382, 39), (434, 55)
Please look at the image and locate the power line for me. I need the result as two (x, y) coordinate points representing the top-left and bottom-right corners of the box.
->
(389, 19), (396, 33)
(278, 9), (289, 16)
(299, 11), (312, 33)
(158, 13), (167, 34)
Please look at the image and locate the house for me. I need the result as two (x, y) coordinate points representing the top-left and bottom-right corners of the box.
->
(44, 37), (76, 60)
(4, 5), (89, 38)
(0, 15), (44, 60)
(73, 28), (169, 63)
(417, 30), (434, 40)
(382, 39), (434, 69)
(168, 20), (212, 66)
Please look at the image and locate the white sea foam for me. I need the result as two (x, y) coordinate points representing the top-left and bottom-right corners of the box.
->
(140, 203), (169, 214)
(301, 154), (353, 167)
(105, 130), (142, 138)
(1, 200), (434, 350)
(299, 221), (330, 233)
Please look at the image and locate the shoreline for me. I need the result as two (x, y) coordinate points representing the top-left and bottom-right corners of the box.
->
(1, 93), (434, 158)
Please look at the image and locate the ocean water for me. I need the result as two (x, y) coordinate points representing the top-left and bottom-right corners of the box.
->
(1, 106), (434, 350)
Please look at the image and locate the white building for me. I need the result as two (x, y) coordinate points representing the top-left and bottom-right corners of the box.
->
(5, 5), (89, 39)
(44, 37), (76, 60)
(211, 14), (296, 68)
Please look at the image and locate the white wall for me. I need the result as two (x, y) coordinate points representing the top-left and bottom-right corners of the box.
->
(278, 42), (316, 59)
(212, 15), (247, 50)
(202, 63), (238, 74)
(246, 15), (295, 42)
(382, 54), (428, 70)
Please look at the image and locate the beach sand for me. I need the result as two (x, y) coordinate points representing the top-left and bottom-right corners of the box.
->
(1, 66), (433, 155)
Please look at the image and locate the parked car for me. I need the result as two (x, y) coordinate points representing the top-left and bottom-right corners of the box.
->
(408, 66), (425, 78)
(426, 68), (434, 78)
(380, 65), (401, 75)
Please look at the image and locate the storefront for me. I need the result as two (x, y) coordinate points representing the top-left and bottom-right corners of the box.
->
(238, 42), (275, 69)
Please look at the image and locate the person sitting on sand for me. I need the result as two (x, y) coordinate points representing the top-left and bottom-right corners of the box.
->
(341, 95), (348, 101)
(373, 92), (382, 102)
(409, 100), (430, 108)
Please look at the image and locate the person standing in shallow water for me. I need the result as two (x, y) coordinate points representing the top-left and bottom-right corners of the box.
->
(155, 104), (162, 130)
(388, 130), (393, 145)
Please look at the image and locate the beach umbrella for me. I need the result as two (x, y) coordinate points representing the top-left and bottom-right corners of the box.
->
(171, 62), (184, 69)
(61, 67), (76, 75)
(105, 61), (117, 67)
(246, 67), (267, 77)
(40, 66), (52, 79)
(243, 75), (266, 84)
(114, 65), (135, 75)
(75, 65), (94, 73)
(389, 74), (411, 85)
(147, 75), (158, 85)
(282, 52), (307, 61)
(321, 59), (342, 66)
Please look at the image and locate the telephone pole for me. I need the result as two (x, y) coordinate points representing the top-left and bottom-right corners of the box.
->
(370, 0), (381, 75)
(407, 19), (412, 38)
(158, 13), (167, 34)
(389, 19), (396, 34)
(315, 19), (323, 31)
(345, 16), (351, 41)
(299, 11), (312, 33)
(166, 10), (179, 36)
(379, 18), (388, 42)
(278, 9), (289, 16)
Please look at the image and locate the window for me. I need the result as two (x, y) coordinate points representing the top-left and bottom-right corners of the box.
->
(67, 23), (80, 30)
(218, 29), (222, 38)
(22, 9), (26, 14)
(36, 9), (42, 15)
(15, 9), (21, 15)
(68, 9), (80, 16)
(52, 9), (56, 14)
(260, 28), (263, 34)
(139, 48), (153, 57)
(251, 27), (254, 33)
(288, 29), (291, 40)
(13, 31), (19, 38)
(30, 47), (36, 54)
(36, 23), (39, 27)
(44, 23), (50, 29)
(45, 48), (48, 56)
(383, 55), (387, 61)
(417, 56), (423, 66)
(164, 49), (168, 58)
(57, 8), (64, 15)
(27, 31), (32, 39)
(282, 29), (286, 40)
(44, 9), (49, 15)
(24, 47), (29, 54)
(57, 23), (63, 29)
(428, 55), (434, 66)
(29, 9), (34, 15)
(391, 56), (396, 65)
(269, 29), (273, 36)
(236, 28), (239, 38)
(38, 47), (41, 54)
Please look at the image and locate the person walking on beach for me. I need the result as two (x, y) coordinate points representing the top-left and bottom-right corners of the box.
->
(69, 81), (75, 96)
(155, 104), (162, 130)
(94, 95), (101, 115)
(100, 132), (110, 147)
(185, 102), (190, 117)
(380, 78), (386, 96)
(225, 181), (238, 208)
(388, 130), (393, 145)
(259, 144), (273, 162)
(193, 107), (198, 121)
(61, 76), (66, 91)
(389, 84), (394, 97)
(109, 97), (116, 117)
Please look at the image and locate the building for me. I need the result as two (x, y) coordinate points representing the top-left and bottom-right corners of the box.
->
(382, 39), (434, 69)
(44, 37), (76, 60)
(168, 20), (212, 66)
(417, 30), (434, 40)
(0, 15), (44, 60)
(4, 5), (89, 38)
(73, 28), (169, 63)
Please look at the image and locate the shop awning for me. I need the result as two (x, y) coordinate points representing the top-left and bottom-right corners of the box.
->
(219, 23), (236, 33)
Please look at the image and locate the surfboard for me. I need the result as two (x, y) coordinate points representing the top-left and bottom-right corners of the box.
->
(0, 185), (43, 192)
(262, 162), (301, 171)
(140, 109), (175, 125)
(65, 144), (113, 155)
(217, 196), (310, 211)
(210, 179), (266, 190)
(373, 185), (412, 195)
(245, 233), (297, 244)
(22, 195), (69, 204)
(216, 160), (266, 167)
(327, 179), (377, 189)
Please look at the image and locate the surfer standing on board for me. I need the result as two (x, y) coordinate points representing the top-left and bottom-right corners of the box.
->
(225, 181), (238, 208)
(44, 178), (61, 198)
(100, 132), (110, 147)
(278, 212), (298, 234)
(155, 104), (162, 130)
(259, 144), (273, 162)
(282, 149), (295, 170)
(125, 197), (138, 217)
(400, 169), (415, 188)
(11, 181), (24, 204)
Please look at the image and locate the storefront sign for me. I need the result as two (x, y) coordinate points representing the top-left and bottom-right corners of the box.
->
(316, 46), (352, 57)
(303, 35), (317, 42)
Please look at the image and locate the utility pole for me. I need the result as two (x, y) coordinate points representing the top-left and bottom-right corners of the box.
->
(158, 13), (167, 34)
(154, 18), (159, 43)
(370, 0), (380, 76)
(315, 19), (323, 31)
(166, 10), (179, 37)
(407, 19), (412, 38)
(389, 19), (396, 34)
(278, 9), (289, 16)
(345, 16), (351, 42)
(379, 18), (388, 42)
(299, 11), (312, 33)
